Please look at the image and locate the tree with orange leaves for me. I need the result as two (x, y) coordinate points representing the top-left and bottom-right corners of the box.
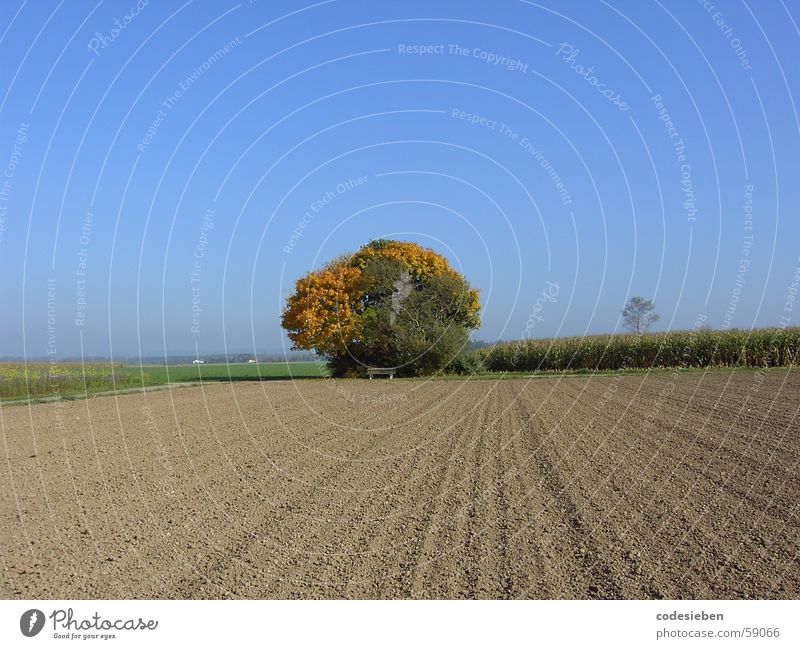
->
(281, 240), (481, 376)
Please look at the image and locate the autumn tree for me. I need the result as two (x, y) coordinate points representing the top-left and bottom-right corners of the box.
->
(281, 240), (481, 376)
(621, 296), (660, 334)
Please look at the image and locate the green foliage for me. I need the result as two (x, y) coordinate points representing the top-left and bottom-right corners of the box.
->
(336, 274), (475, 376)
(384, 272), (475, 376)
(366, 238), (393, 251)
(447, 351), (487, 375)
(328, 250), (479, 377)
(479, 327), (800, 372)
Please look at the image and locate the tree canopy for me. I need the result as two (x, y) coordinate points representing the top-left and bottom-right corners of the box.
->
(281, 240), (481, 376)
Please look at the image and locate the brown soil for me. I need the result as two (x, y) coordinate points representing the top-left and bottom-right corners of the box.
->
(1, 370), (798, 599)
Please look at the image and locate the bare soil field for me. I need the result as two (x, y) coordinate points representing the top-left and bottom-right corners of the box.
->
(1, 370), (798, 599)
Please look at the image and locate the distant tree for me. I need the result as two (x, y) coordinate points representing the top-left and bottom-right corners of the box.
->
(621, 296), (660, 334)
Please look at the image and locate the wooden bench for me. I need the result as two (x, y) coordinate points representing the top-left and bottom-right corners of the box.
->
(367, 367), (395, 379)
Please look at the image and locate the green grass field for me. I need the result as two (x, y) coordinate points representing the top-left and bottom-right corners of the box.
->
(0, 361), (328, 402)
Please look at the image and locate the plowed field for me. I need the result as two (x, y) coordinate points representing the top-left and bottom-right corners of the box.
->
(1, 370), (798, 599)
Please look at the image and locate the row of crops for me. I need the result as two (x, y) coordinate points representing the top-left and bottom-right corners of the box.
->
(0, 363), (142, 399)
(476, 327), (800, 372)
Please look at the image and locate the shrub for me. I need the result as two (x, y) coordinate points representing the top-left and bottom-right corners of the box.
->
(447, 352), (487, 375)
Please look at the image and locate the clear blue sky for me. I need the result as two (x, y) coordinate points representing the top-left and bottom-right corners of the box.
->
(1, 0), (799, 358)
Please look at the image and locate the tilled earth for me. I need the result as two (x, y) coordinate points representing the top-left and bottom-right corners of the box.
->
(1, 370), (798, 599)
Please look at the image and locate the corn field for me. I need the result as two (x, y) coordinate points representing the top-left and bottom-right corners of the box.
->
(0, 363), (141, 399)
(478, 328), (800, 372)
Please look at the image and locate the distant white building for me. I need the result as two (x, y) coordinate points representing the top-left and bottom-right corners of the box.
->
(192, 359), (205, 364)
(247, 359), (256, 363)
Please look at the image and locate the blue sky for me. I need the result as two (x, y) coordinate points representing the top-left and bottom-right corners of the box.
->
(1, 0), (799, 358)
